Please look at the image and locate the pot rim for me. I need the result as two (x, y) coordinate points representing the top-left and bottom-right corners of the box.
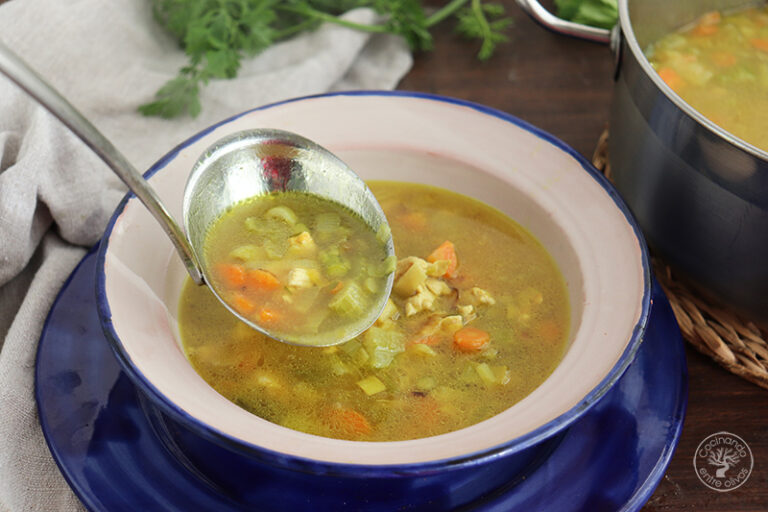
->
(617, 0), (768, 163)
(95, 90), (651, 477)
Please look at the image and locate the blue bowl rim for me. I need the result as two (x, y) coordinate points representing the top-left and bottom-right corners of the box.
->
(95, 90), (652, 478)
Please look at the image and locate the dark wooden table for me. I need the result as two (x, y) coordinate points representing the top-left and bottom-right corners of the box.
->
(400, 2), (768, 511)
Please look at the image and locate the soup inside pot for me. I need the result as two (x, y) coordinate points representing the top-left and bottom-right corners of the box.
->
(646, 5), (768, 151)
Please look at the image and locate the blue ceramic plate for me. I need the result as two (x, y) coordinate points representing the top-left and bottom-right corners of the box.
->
(36, 248), (686, 511)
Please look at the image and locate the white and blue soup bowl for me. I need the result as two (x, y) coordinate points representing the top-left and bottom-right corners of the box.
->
(96, 92), (650, 510)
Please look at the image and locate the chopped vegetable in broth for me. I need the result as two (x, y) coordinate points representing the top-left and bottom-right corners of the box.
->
(204, 192), (394, 345)
(646, 6), (768, 151)
(180, 181), (570, 441)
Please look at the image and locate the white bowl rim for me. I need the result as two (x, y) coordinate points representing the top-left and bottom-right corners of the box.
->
(95, 90), (651, 476)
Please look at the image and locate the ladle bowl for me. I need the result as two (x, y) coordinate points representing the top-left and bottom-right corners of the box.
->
(0, 39), (394, 346)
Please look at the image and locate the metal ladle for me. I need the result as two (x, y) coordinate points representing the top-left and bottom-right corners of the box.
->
(0, 40), (395, 347)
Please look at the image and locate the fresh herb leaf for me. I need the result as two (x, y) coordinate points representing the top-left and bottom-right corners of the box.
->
(554, 0), (618, 30)
(455, 1), (512, 61)
(141, 0), (513, 119)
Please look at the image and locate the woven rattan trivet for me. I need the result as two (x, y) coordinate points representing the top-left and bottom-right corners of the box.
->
(592, 129), (768, 390)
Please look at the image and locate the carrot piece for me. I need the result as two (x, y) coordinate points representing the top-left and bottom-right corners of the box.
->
(692, 23), (718, 36)
(232, 293), (255, 314)
(453, 327), (490, 352)
(698, 11), (721, 25)
(244, 269), (281, 292)
(538, 320), (563, 342)
(399, 211), (427, 231)
(325, 407), (372, 436)
(218, 264), (246, 288)
(410, 334), (442, 347)
(657, 67), (684, 91)
(427, 240), (458, 278)
(711, 51), (737, 67)
(750, 38), (768, 52)
(329, 281), (344, 294)
(258, 307), (281, 325)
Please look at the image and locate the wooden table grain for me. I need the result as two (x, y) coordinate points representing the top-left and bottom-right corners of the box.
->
(400, 2), (767, 510)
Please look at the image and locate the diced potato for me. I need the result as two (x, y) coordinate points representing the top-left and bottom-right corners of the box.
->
(425, 278), (452, 296)
(357, 375), (387, 396)
(394, 262), (428, 296)
(471, 287), (496, 306)
(404, 285), (436, 316)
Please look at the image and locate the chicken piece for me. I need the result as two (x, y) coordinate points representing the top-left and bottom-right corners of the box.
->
(438, 315), (464, 335)
(404, 285), (437, 316)
(287, 268), (314, 290)
(458, 304), (477, 324)
(287, 231), (317, 258)
(425, 278), (452, 296)
(471, 287), (496, 306)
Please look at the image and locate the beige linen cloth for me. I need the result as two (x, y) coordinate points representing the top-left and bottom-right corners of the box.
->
(0, 1), (411, 510)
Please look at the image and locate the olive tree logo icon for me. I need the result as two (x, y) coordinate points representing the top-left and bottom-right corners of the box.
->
(694, 432), (753, 492)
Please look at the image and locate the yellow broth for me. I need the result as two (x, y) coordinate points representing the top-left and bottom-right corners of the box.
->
(204, 192), (393, 345)
(647, 6), (768, 151)
(180, 181), (570, 441)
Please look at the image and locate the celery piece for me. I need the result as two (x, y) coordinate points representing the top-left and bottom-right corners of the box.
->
(229, 244), (265, 262)
(357, 375), (386, 396)
(315, 212), (341, 232)
(328, 282), (367, 317)
(492, 365), (511, 385)
(376, 222), (391, 244)
(416, 376), (436, 392)
(291, 222), (309, 235)
(474, 362), (497, 387)
(354, 345), (370, 366)
(364, 277), (378, 294)
(340, 339), (362, 356)
(325, 262), (350, 278)
(369, 255), (397, 278)
(362, 327), (405, 368)
(265, 205), (298, 225)
(264, 238), (289, 259)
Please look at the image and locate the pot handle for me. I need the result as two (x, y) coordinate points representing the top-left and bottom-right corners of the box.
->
(515, 0), (611, 44)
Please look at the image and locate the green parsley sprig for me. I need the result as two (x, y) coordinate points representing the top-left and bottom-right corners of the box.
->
(139, 0), (512, 119)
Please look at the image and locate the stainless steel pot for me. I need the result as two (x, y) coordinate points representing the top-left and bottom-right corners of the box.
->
(518, 0), (768, 326)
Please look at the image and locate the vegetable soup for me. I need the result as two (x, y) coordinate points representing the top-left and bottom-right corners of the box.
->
(647, 6), (768, 151)
(179, 182), (570, 441)
(204, 192), (394, 346)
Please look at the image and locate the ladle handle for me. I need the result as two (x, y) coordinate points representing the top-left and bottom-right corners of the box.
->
(515, 0), (612, 44)
(0, 39), (203, 284)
